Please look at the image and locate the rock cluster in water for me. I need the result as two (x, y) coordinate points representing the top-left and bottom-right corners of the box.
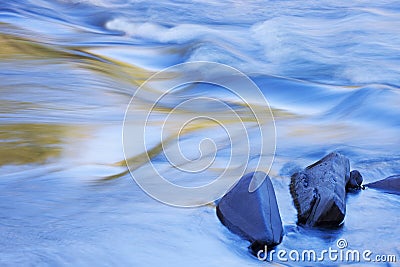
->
(216, 151), (400, 255)
(216, 171), (283, 252)
(289, 152), (362, 227)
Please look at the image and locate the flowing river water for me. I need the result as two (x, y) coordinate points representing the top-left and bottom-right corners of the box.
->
(0, 0), (399, 266)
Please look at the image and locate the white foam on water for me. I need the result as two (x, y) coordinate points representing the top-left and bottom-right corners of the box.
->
(250, 13), (400, 84)
(105, 18), (248, 44)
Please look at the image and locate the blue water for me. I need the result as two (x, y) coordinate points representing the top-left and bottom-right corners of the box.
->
(1, 0), (400, 266)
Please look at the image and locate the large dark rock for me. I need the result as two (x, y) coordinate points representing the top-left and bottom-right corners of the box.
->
(290, 152), (350, 227)
(366, 175), (400, 195)
(216, 171), (283, 250)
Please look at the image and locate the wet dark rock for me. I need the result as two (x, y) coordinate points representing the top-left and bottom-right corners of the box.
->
(290, 152), (349, 227)
(346, 170), (363, 191)
(366, 175), (400, 195)
(216, 171), (283, 251)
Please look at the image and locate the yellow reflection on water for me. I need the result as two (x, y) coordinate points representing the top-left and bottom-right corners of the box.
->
(0, 123), (66, 166)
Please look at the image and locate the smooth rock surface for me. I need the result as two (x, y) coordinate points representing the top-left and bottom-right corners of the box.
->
(216, 171), (283, 249)
(366, 175), (400, 195)
(290, 152), (350, 227)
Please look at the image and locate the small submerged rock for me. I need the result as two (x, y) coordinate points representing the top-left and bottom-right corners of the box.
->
(347, 170), (364, 191)
(216, 171), (283, 252)
(366, 175), (400, 195)
(290, 152), (361, 227)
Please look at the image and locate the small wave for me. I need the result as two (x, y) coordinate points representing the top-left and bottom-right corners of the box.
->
(322, 85), (400, 126)
(105, 18), (249, 44)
